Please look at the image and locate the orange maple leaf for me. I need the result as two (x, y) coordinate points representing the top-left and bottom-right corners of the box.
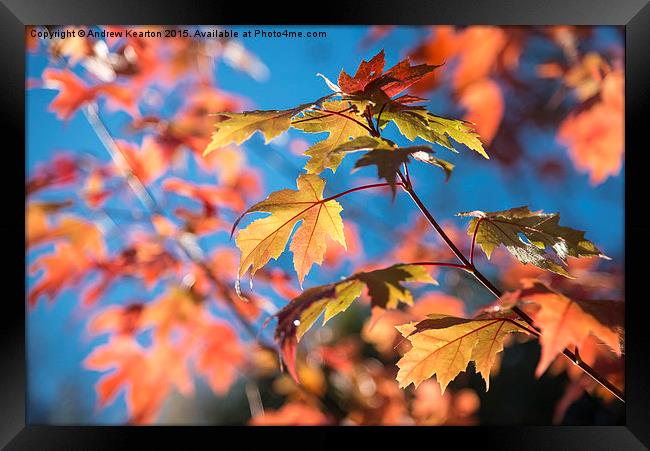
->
(194, 322), (246, 395)
(85, 336), (194, 424)
(558, 70), (624, 185)
(43, 68), (137, 120)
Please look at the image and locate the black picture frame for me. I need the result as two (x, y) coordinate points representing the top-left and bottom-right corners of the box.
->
(3, 0), (649, 448)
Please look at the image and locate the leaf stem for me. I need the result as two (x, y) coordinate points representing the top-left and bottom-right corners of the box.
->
(408, 261), (472, 271)
(323, 181), (401, 203)
(395, 170), (625, 403)
(469, 217), (485, 265)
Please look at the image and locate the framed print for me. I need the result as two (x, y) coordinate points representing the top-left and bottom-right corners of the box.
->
(2, 0), (649, 448)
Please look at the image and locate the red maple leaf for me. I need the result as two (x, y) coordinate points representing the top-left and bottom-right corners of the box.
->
(43, 68), (137, 120)
(337, 49), (439, 98)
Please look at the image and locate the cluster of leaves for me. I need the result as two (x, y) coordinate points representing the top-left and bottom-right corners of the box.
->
(27, 26), (624, 425)
(213, 49), (623, 404)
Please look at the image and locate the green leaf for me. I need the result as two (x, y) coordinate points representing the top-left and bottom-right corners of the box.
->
(380, 105), (488, 159)
(204, 96), (332, 155)
(458, 206), (608, 277)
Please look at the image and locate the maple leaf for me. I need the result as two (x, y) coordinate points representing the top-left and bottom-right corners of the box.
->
(26, 200), (73, 245)
(194, 322), (246, 395)
(234, 174), (346, 286)
(88, 303), (145, 336)
(291, 100), (370, 174)
(28, 242), (90, 307)
(163, 177), (245, 212)
(337, 49), (440, 98)
(380, 106), (488, 158)
(204, 96), (331, 155)
(117, 137), (167, 184)
(499, 279), (623, 377)
(396, 314), (530, 392)
(45, 216), (106, 257)
(43, 68), (137, 120)
(363, 291), (466, 355)
(163, 177), (246, 235)
(274, 264), (436, 380)
(339, 136), (454, 194)
(458, 206), (607, 277)
(338, 50), (386, 94)
(141, 286), (204, 339)
(84, 336), (193, 424)
(27, 153), (79, 195)
(558, 69), (624, 185)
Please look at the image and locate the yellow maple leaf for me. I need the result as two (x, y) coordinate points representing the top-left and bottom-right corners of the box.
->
(26, 200), (73, 246)
(204, 109), (297, 155)
(396, 314), (528, 392)
(235, 174), (346, 286)
(291, 100), (371, 174)
(204, 96), (334, 155)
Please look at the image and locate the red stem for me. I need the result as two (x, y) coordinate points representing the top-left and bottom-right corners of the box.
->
(469, 217), (485, 265)
(409, 261), (472, 271)
(323, 182), (400, 202)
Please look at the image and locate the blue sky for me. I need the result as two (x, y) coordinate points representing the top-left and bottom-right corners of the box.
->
(26, 26), (624, 423)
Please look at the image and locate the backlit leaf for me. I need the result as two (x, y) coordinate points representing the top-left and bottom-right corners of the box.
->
(396, 314), (529, 392)
(204, 97), (331, 155)
(342, 136), (454, 193)
(458, 206), (607, 276)
(234, 174), (346, 286)
(380, 106), (488, 158)
(291, 100), (370, 173)
(499, 279), (623, 377)
(337, 49), (440, 98)
(275, 264), (437, 379)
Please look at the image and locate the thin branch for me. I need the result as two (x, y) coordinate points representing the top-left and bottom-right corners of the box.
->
(290, 112), (336, 125)
(375, 101), (388, 132)
(82, 105), (158, 212)
(291, 105), (354, 126)
(363, 108), (381, 137)
(402, 162), (411, 187)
